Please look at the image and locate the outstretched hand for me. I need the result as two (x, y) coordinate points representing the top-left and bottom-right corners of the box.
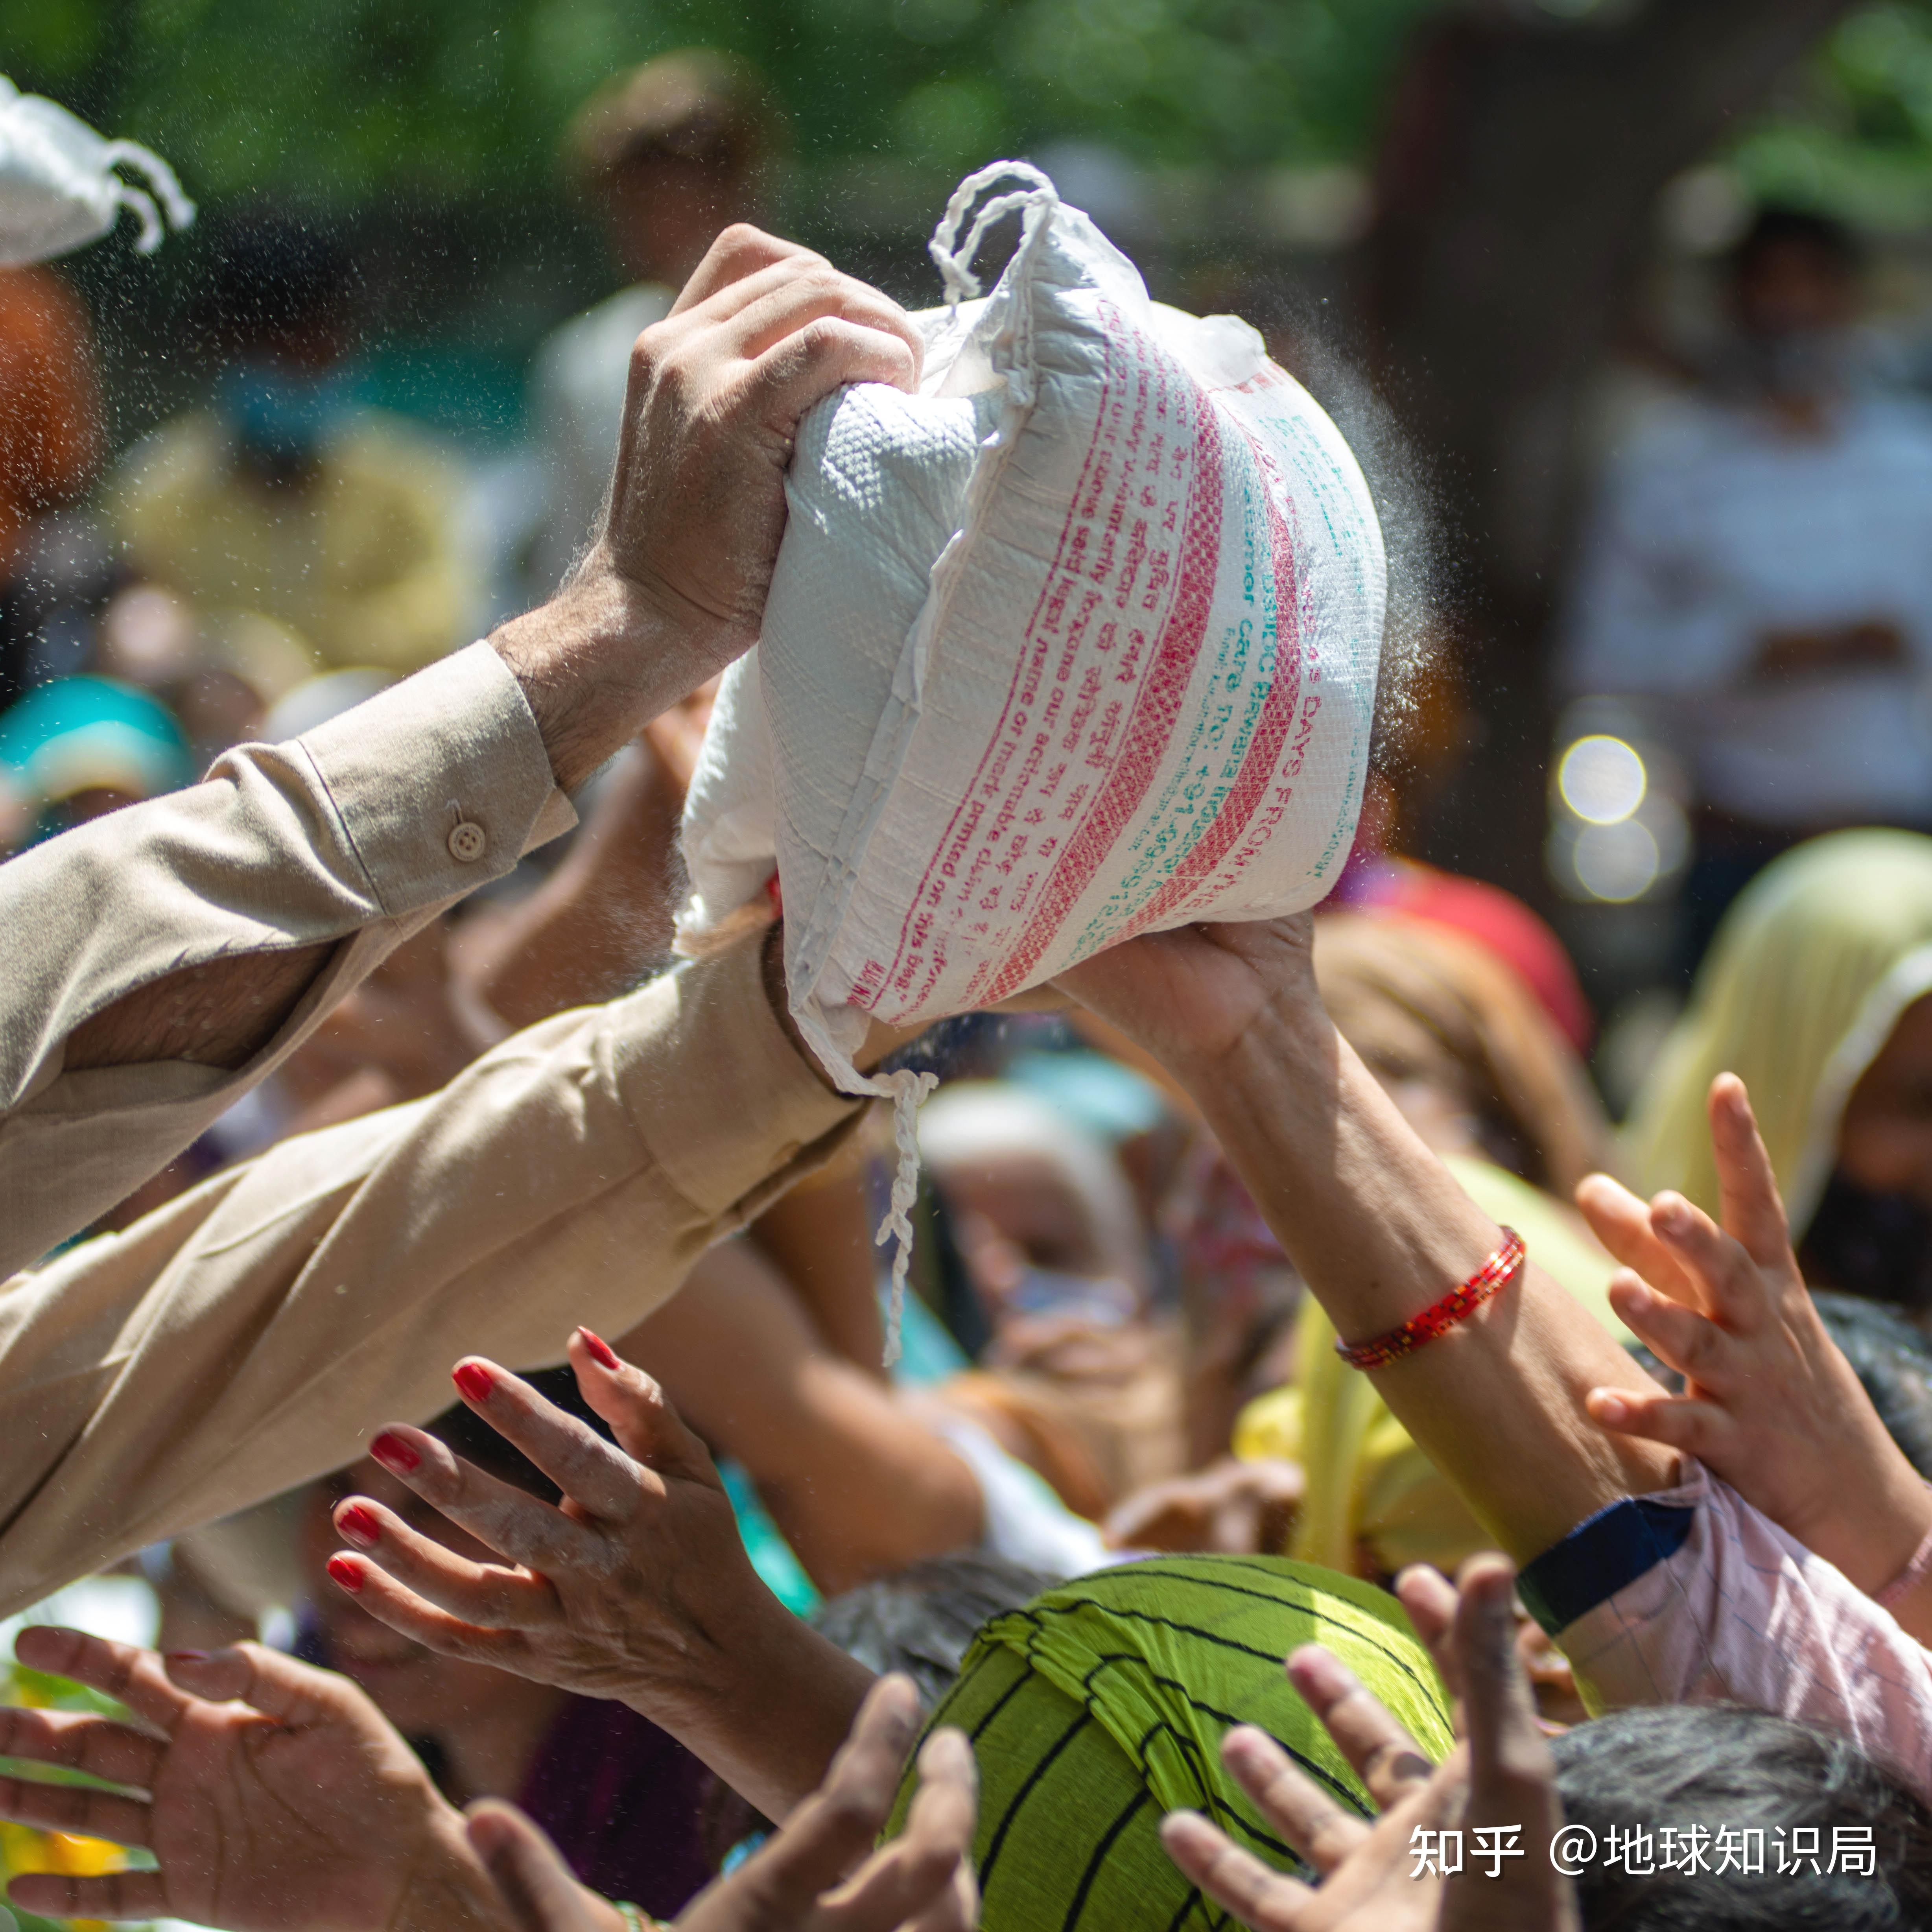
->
(1054, 916), (1320, 1072)
(469, 1676), (976, 1932)
(1160, 1556), (1578, 1932)
(331, 1331), (879, 1820)
(0, 1629), (491, 1932)
(1573, 1073), (1932, 1614)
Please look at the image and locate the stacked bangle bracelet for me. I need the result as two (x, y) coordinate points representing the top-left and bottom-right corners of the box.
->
(1333, 1228), (1526, 1372)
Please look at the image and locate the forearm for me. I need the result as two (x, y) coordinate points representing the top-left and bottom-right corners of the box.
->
(52, 555), (724, 1084)
(637, 1603), (877, 1821)
(64, 940), (333, 1073)
(1, 646), (573, 1272)
(1179, 1000), (1676, 1561)
(747, 1165), (889, 1374)
(490, 572), (717, 795)
(0, 938), (867, 1615)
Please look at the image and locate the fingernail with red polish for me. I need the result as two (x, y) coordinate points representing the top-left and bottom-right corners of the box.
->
(578, 1327), (619, 1370)
(453, 1361), (494, 1404)
(337, 1503), (381, 1546)
(326, 1555), (365, 1593)
(370, 1430), (420, 1475)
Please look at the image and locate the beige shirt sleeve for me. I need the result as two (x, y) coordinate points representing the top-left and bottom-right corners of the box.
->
(0, 931), (865, 1615)
(0, 642), (575, 1276)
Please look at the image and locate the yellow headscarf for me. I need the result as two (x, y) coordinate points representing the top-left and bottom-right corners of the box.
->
(1623, 830), (1932, 1242)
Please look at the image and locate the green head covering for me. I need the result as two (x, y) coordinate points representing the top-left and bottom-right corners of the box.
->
(1623, 830), (1932, 1241)
(889, 1555), (1452, 1932)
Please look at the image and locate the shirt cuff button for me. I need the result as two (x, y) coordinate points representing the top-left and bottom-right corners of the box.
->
(448, 820), (488, 863)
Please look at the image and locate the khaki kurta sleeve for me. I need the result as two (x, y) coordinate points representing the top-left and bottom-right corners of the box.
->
(0, 642), (574, 1275)
(0, 932), (864, 1614)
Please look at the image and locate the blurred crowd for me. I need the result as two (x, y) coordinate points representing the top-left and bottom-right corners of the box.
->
(9, 43), (1932, 1932)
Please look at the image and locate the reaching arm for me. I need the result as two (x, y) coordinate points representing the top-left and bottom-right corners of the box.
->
(2, 226), (922, 1268)
(330, 1335), (882, 1821)
(1574, 1071), (1932, 1642)
(0, 926), (928, 1619)
(1059, 918), (1675, 1563)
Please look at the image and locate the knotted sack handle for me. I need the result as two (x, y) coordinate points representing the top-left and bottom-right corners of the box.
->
(926, 160), (1059, 310)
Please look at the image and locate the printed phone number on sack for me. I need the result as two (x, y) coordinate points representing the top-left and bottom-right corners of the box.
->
(1406, 1823), (1879, 1879)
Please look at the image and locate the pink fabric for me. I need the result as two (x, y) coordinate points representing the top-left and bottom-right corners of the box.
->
(1557, 1461), (1932, 1800)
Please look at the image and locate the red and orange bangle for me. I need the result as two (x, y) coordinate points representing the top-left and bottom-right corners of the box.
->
(1333, 1228), (1525, 1372)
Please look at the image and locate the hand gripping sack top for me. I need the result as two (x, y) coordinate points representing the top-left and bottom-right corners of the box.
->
(678, 163), (1386, 1343)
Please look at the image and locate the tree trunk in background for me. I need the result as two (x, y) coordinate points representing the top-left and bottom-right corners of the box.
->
(1363, 0), (1859, 899)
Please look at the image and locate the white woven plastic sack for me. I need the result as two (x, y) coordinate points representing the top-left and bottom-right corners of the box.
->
(0, 76), (194, 267)
(678, 162), (1386, 1344)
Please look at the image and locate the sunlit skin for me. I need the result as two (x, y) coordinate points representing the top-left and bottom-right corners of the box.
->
(1835, 993), (1932, 1211)
(299, 1459), (568, 1804)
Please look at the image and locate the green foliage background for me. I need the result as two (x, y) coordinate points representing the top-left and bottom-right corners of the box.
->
(0, 0), (1443, 205)
(1741, 4), (1932, 227)
(8, 0), (1932, 222)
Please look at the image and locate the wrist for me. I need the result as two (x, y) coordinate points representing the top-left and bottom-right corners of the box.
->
(389, 1807), (514, 1932)
(490, 564), (721, 794)
(759, 923), (928, 1088)
(1821, 1460), (1932, 1600)
(1173, 988), (1336, 1138)
(627, 1583), (873, 1818)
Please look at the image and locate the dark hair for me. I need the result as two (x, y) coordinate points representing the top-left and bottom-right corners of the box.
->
(420, 1364), (615, 1505)
(811, 1554), (1062, 1712)
(1551, 1704), (1932, 1928)
(562, 50), (782, 193)
(700, 1554), (1056, 1869)
(1730, 206), (1863, 282)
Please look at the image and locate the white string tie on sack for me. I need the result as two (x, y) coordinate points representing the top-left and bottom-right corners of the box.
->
(927, 159), (1058, 311)
(874, 1066), (940, 1366)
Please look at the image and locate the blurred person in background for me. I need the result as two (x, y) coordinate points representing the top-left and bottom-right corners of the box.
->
(913, 1083), (1185, 1522)
(1626, 828), (1932, 1323)
(0, 263), (103, 708)
(1564, 207), (1932, 968)
(531, 52), (780, 594)
(110, 216), (470, 677)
